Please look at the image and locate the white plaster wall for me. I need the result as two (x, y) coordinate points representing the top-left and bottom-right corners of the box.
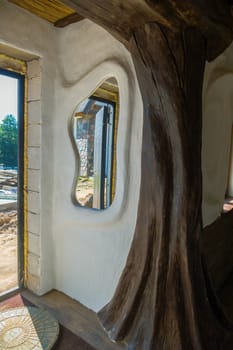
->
(54, 20), (143, 311)
(0, 1), (143, 311)
(0, 0), (58, 293)
(202, 43), (233, 227)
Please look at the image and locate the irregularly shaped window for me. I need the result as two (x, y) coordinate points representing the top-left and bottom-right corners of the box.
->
(72, 78), (119, 209)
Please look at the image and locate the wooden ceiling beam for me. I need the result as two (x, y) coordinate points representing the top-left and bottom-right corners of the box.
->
(8, 0), (76, 23)
(60, 0), (233, 60)
(54, 12), (84, 27)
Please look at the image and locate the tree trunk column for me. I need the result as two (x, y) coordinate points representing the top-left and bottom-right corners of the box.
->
(98, 24), (233, 349)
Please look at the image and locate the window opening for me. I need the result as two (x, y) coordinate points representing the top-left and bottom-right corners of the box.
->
(0, 67), (24, 295)
(72, 79), (119, 210)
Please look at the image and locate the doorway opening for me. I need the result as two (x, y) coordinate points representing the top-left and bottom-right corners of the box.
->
(0, 67), (25, 296)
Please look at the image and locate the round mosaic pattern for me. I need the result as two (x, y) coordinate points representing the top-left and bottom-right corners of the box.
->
(0, 307), (59, 350)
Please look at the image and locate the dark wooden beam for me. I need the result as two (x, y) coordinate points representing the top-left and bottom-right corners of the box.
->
(54, 12), (84, 27)
(61, 0), (233, 60)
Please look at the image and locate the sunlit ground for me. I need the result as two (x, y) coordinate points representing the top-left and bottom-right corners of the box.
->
(0, 210), (17, 294)
(0, 171), (17, 294)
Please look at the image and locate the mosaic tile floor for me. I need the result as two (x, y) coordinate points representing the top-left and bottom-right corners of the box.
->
(0, 306), (59, 350)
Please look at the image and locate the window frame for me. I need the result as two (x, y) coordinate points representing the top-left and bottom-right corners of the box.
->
(0, 59), (26, 297)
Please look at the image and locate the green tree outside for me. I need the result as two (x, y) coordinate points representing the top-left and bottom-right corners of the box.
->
(0, 114), (18, 169)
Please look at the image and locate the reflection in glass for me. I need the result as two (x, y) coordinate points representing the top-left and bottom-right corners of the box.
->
(72, 80), (118, 209)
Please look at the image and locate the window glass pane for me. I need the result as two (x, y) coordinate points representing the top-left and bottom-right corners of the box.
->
(0, 70), (22, 294)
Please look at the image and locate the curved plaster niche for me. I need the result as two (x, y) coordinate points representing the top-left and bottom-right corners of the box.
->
(71, 78), (119, 210)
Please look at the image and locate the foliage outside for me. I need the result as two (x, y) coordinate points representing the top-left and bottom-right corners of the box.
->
(0, 114), (18, 169)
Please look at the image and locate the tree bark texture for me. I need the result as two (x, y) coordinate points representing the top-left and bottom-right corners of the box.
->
(61, 0), (233, 59)
(96, 24), (233, 349)
(61, 1), (233, 349)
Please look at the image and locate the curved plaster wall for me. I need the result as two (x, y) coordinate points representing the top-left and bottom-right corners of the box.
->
(202, 44), (233, 227)
(54, 21), (143, 311)
(0, 1), (143, 312)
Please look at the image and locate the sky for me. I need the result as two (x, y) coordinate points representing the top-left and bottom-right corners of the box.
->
(0, 74), (18, 123)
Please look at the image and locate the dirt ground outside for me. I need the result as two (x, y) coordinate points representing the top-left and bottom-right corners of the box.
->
(0, 209), (17, 294)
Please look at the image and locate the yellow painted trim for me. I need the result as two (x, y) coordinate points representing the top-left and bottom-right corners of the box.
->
(112, 96), (119, 201)
(23, 76), (28, 284)
(93, 85), (118, 104)
(0, 54), (26, 75)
